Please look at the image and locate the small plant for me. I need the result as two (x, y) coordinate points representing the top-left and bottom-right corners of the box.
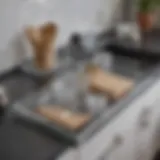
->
(136, 0), (160, 30)
(138, 0), (160, 13)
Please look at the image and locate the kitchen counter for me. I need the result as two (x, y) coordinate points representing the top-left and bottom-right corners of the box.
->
(0, 117), (67, 160)
(0, 31), (160, 159)
(102, 29), (160, 61)
(0, 58), (159, 160)
(0, 68), (69, 160)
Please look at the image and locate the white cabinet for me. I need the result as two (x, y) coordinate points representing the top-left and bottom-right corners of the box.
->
(119, 80), (160, 160)
(100, 94), (154, 160)
(133, 106), (156, 160)
(58, 79), (160, 160)
(78, 96), (146, 160)
(79, 79), (160, 160)
(134, 94), (160, 160)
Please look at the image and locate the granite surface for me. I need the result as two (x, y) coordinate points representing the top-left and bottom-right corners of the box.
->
(105, 29), (160, 60)
(0, 30), (160, 159)
(0, 118), (67, 160)
(0, 68), (68, 160)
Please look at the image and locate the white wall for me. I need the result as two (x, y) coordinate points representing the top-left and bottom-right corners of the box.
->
(0, 0), (120, 72)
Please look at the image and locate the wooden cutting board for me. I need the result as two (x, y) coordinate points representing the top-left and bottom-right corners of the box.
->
(36, 106), (91, 131)
(85, 65), (134, 100)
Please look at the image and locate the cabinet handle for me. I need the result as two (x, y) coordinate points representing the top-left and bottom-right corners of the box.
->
(138, 108), (152, 130)
(99, 134), (124, 160)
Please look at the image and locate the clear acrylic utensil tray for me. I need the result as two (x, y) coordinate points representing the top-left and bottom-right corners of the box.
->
(11, 69), (109, 142)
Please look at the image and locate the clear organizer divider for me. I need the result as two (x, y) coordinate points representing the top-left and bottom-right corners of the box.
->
(12, 53), (112, 139)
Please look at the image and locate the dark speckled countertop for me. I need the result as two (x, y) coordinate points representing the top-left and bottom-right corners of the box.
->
(0, 68), (68, 160)
(102, 29), (160, 61)
(0, 29), (160, 159)
(0, 119), (67, 160)
(0, 60), (159, 160)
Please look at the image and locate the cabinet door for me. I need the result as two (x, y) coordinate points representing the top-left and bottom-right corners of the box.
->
(132, 79), (160, 160)
(83, 95), (150, 160)
(134, 107), (154, 160)
(79, 79), (160, 160)
(97, 80), (160, 160)
(101, 102), (146, 160)
(134, 99), (160, 160)
(98, 134), (124, 160)
(152, 91), (160, 152)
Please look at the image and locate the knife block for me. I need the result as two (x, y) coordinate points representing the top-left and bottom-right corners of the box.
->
(25, 22), (58, 70)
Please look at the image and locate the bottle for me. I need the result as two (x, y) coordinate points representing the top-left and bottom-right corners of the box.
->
(69, 32), (92, 61)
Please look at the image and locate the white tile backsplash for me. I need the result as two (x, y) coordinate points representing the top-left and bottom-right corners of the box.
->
(0, 0), (120, 72)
